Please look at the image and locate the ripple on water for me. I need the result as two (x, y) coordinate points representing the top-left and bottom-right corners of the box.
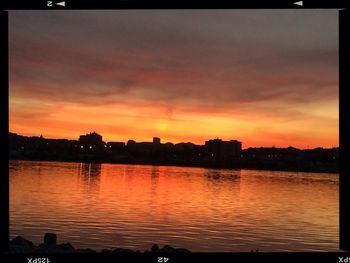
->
(10, 161), (339, 252)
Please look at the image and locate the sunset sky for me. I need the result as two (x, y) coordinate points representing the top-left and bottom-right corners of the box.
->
(9, 10), (338, 148)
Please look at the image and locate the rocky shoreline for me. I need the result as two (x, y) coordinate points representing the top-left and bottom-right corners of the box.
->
(10, 233), (191, 253)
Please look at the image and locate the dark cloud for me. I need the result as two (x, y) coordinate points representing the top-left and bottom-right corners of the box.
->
(9, 10), (338, 117)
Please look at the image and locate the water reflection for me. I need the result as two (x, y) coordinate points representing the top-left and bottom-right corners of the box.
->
(79, 163), (101, 192)
(151, 166), (159, 183)
(10, 160), (339, 252)
(205, 169), (241, 182)
(150, 166), (160, 195)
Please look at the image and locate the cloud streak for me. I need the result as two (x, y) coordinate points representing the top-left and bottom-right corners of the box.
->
(8, 10), (339, 147)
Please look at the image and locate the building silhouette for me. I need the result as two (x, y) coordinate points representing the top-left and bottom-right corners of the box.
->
(79, 132), (104, 152)
(107, 142), (126, 152)
(153, 137), (161, 144)
(205, 139), (242, 161)
(8, 131), (338, 173)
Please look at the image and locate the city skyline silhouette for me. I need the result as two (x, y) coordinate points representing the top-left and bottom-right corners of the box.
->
(9, 131), (338, 174)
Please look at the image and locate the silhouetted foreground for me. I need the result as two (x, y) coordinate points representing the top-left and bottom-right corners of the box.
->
(10, 233), (191, 253)
(9, 132), (338, 173)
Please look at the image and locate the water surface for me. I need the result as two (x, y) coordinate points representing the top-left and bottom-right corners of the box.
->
(10, 160), (338, 252)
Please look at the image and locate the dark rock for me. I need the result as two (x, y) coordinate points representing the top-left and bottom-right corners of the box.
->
(174, 248), (191, 253)
(10, 237), (36, 253)
(151, 244), (159, 252)
(163, 245), (174, 250)
(76, 248), (97, 253)
(10, 236), (34, 247)
(112, 248), (134, 253)
(58, 242), (75, 251)
(9, 234), (191, 254)
(44, 233), (57, 246)
(159, 245), (175, 253)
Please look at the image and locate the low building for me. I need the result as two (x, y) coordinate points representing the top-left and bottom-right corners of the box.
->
(107, 142), (126, 151)
(205, 139), (242, 161)
(153, 137), (161, 144)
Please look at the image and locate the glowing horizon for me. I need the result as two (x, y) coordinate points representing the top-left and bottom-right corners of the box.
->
(9, 10), (339, 149)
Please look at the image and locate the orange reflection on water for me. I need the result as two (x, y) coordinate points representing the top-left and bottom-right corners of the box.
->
(10, 160), (338, 251)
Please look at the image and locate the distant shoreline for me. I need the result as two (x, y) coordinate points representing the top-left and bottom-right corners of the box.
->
(9, 132), (338, 174)
(9, 157), (338, 174)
